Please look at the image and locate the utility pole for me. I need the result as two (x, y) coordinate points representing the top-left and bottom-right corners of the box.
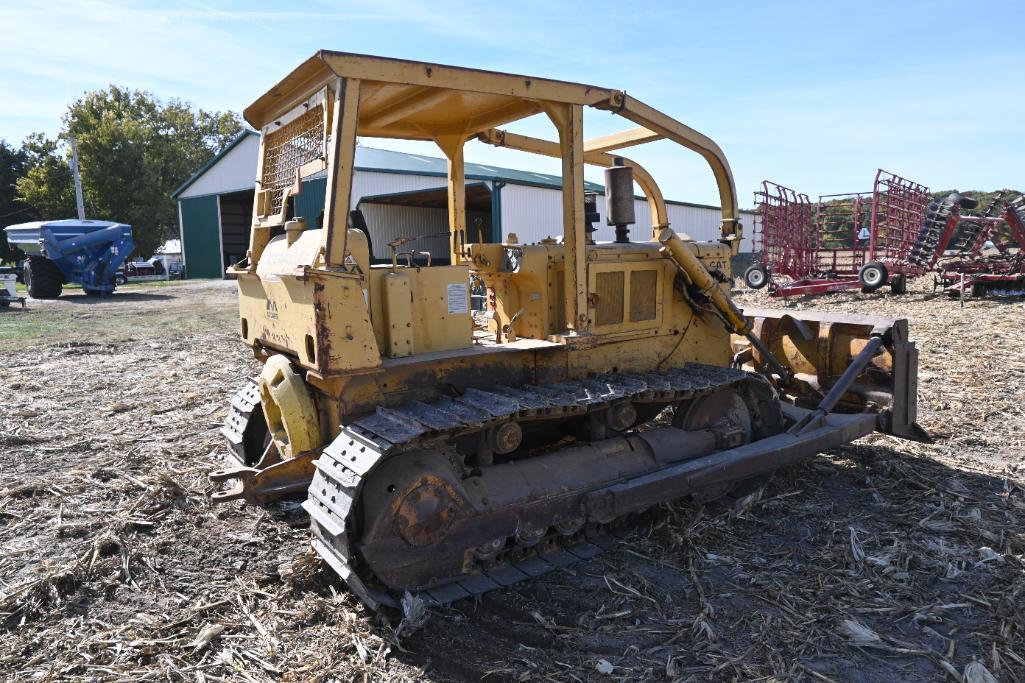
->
(69, 137), (86, 221)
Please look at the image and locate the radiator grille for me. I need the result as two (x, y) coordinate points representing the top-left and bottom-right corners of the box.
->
(629, 270), (657, 321)
(595, 271), (625, 326)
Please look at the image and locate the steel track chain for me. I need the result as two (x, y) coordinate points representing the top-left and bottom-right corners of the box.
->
(222, 379), (261, 465)
(302, 362), (752, 609)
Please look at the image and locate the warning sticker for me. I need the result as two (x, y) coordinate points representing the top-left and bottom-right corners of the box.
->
(446, 283), (468, 315)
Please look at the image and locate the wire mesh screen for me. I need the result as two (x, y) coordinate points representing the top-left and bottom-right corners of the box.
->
(753, 181), (816, 278)
(814, 193), (870, 274)
(261, 107), (325, 216)
(871, 170), (930, 262)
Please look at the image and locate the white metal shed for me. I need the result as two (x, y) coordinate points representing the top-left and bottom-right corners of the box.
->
(173, 133), (754, 278)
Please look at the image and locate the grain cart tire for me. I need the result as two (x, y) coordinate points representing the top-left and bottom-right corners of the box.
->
(858, 261), (888, 292)
(25, 257), (63, 299)
(889, 274), (907, 295)
(743, 264), (769, 289)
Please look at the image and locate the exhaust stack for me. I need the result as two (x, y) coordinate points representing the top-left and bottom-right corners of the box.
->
(605, 157), (635, 243)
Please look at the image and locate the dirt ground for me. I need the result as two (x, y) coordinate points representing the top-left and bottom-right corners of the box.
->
(1, 279), (1023, 682)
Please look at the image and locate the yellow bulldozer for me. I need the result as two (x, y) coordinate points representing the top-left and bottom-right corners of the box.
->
(209, 51), (924, 609)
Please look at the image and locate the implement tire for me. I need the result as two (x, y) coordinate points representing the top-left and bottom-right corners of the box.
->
(25, 257), (63, 299)
(743, 264), (769, 289)
(889, 274), (907, 295)
(858, 261), (888, 292)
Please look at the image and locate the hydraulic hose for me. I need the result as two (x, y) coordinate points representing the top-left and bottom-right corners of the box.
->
(657, 228), (791, 380)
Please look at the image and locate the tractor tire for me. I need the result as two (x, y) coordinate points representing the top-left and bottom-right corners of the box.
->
(858, 261), (888, 292)
(889, 274), (907, 295)
(744, 264), (769, 289)
(25, 257), (63, 299)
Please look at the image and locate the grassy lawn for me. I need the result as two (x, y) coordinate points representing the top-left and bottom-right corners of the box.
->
(0, 280), (237, 350)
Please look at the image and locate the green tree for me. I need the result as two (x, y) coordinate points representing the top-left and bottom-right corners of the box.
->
(17, 86), (245, 257)
(15, 134), (77, 221)
(0, 140), (37, 263)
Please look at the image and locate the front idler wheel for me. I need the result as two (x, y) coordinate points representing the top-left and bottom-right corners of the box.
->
(259, 354), (322, 459)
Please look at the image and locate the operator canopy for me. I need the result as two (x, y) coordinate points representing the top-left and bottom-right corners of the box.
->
(243, 50), (739, 234)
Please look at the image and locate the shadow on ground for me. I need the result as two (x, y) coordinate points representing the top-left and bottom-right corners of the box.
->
(57, 292), (176, 304)
(372, 443), (1024, 681)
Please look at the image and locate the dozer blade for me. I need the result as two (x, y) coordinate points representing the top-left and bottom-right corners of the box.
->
(736, 308), (927, 441)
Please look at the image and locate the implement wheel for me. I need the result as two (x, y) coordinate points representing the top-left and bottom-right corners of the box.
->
(25, 257), (63, 299)
(743, 264), (769, 289)
(889, 274), (907, 295)
(858, 261), (888, 292)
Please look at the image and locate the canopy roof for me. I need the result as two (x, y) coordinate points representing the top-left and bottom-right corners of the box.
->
(243, 50), (742, 259)
(244, 51), (618, 138)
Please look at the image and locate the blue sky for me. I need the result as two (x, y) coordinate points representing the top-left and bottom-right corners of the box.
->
(1, 0), (1022, 206)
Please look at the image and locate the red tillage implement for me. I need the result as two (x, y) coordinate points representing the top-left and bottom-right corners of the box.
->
(748, 170), (933, 297)
(935, 193), (1025, 297)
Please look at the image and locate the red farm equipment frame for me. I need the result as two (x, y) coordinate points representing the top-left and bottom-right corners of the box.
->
(935, 192), (1025, 297)
(748, 170), (935, 297)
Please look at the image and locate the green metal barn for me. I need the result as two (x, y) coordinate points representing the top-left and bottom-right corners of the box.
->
(172, 132), (753, 279)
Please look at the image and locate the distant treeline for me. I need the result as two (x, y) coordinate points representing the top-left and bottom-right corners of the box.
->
(1, 86), (245, 263)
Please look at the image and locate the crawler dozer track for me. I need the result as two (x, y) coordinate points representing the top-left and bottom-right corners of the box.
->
(300, 364), (873, 609)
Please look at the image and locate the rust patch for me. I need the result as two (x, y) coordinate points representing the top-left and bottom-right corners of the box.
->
(312, 280), (331, 374)
(391, 475), (461, 547)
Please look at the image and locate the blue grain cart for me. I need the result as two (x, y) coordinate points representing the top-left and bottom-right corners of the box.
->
(3, 219), (134, 299)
